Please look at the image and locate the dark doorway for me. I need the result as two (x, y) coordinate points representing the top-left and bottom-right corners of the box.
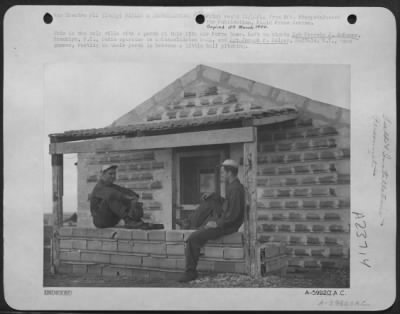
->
(173, 146), (228, 229)
(180, 154), (221, 205)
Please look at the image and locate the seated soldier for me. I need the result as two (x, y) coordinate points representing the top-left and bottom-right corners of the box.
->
(90, 165), (163, 229)
(178, 159), (245, 283)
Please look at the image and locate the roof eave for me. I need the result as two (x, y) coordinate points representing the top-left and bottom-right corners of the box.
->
(49, 107), (298, 143)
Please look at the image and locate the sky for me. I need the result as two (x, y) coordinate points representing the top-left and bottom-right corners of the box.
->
(44, 63), (349, 213)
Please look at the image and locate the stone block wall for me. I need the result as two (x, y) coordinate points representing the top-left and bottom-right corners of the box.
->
(77, 149), (172, 228)
(57, 227), (246, 277)
(258, 243), (288, 276)
(256, 111), (350, 271)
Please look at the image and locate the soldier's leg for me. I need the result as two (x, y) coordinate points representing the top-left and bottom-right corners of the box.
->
(184, 197), (223, 229)
(176, 203), (206, 229)
(93, 201), (121, 228)
(189, 200), (213, 229)
(127, 200), (144, 221)
(184, 227), (225, 272)
(107, 199), (130, 219)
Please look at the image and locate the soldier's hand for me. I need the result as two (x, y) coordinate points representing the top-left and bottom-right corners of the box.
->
(200, 193), (208, 201)
(204, 221), (217, 229)
(128, 195), (139, 202)
(201, 192), (213, 201)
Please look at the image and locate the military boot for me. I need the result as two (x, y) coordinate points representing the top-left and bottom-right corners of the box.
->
(178, 270), (198, 283)
(123, 216), (145, 229)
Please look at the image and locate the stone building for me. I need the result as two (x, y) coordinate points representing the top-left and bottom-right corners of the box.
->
(49, 64), (350, 279)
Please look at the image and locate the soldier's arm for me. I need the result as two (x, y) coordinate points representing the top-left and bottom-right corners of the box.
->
(94, 184), (134, 202)
(111, 184), (140, 199)
(215, 186), (243, 228)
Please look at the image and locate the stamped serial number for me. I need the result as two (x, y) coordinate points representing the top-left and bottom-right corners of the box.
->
(305, 289), (345, 296)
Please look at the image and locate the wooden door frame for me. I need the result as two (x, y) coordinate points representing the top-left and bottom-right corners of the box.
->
(171, 145), (229, 229)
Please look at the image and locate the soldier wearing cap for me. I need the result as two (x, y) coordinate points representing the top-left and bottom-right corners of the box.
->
(90, 165), (145, 229)
(179, 159), (245, 283)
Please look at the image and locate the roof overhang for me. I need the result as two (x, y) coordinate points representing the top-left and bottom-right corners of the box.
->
(50, 126), (260, 154)
(49, 107), (298, 144)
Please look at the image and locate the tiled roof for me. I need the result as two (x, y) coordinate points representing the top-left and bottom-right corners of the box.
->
(111, 64), (312, 127)
(50, 106), (297, 142)
(148, 98), (267, 122)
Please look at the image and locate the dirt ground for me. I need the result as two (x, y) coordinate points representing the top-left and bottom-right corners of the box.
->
(44, 268), (349, 288)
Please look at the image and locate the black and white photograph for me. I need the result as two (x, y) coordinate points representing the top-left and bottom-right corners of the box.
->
(4, 5), (396, 311)
(43, 63), (350, 288)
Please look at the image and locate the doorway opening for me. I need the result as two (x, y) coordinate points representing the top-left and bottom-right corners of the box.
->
(173, 145), (229, 229)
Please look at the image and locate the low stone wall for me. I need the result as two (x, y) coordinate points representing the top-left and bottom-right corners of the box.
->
(258, 243), (288, 276)
(56, 227), (246, 277)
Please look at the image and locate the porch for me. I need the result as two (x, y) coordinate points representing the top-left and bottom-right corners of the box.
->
(49, 109), (297, 278)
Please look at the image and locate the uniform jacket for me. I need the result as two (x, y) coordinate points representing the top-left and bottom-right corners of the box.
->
(90, 180), (139, 217)
(216, 178), (245, 231)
